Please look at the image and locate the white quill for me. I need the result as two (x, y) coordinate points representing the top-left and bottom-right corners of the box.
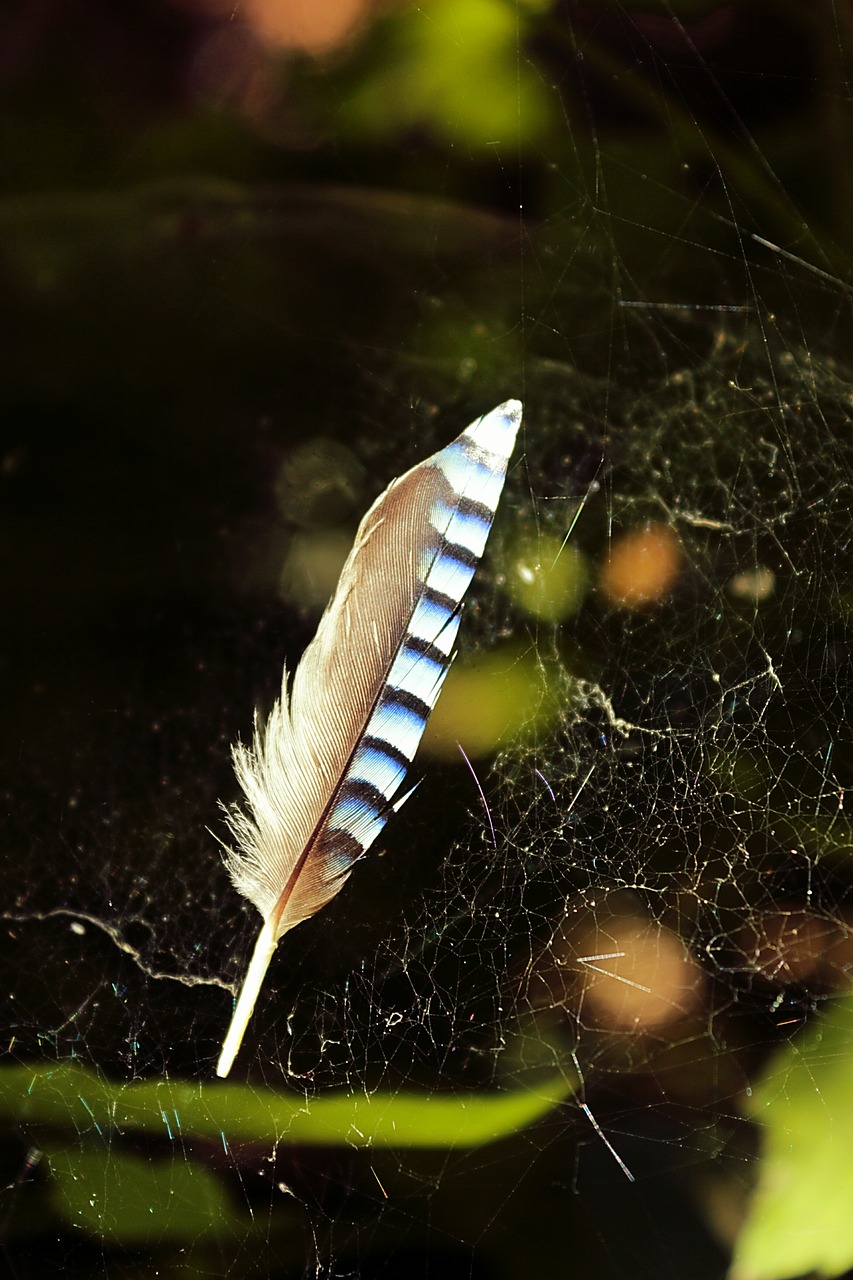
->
(216, 400), (522, 1077)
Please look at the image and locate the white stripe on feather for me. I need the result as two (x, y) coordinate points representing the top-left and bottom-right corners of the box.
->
(408, 596), (461, 653)
(350, 744), (408, 799)
(329, 795), (386, 846)
(429, 502), (492, 558)
(463, 405), (520, 459)
(386, 647), (447, 704)
(435, 449), (508, 514)
(424, 551), (476, 604)
(369, 698), (428, 761)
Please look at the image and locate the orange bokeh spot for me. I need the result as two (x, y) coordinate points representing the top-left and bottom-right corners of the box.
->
(243, 0), (369, 52)
(599, 522), (681, 608)
(575, 917), (704, 1032)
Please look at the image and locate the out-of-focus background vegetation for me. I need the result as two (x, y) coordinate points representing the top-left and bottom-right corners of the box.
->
(4, 0), (853, 271)
(3, 2), (853, 1279)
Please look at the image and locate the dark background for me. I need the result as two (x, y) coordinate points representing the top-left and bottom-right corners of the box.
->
(2, 3), (853, 1278)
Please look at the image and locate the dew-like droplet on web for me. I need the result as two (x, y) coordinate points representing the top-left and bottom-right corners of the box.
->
(728, 565), (776, 603)
(503, 531), (590, 622)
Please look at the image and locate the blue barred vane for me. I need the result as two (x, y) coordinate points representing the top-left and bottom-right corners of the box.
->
(216, 400), (522, 1076)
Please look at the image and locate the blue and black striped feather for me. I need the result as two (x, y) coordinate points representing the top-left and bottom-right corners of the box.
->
(223, 400), (522, 947)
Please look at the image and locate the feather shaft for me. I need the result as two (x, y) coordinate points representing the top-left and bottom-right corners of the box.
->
(216, 917), (278, 1078)
(216, 400), (522, 1076)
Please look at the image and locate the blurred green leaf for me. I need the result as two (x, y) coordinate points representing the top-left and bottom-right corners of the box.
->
(2, 1061), (575, 1149)
(422, 647), (564, 759)
(733, 993), (853, 1280)
(42, 1140), (250, 1247)
(501, 532), (590, 623)
(344, 0), (553, 149)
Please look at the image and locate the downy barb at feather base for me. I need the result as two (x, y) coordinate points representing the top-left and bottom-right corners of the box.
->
(215, 400), (522, 1077)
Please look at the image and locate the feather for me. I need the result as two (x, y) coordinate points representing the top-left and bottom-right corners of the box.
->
(215, 399), (522, 1077)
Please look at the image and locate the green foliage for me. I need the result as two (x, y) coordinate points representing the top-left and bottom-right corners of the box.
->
(42, 1141), (254, 1248)
(0, 1061), (573, 1150)
(0, 1062), (575, 1247)
(342, 0), (554, 149)
(733, 993), (853, 1280)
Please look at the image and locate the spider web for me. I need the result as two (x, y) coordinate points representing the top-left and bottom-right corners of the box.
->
(2, 3), (853, 1278)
